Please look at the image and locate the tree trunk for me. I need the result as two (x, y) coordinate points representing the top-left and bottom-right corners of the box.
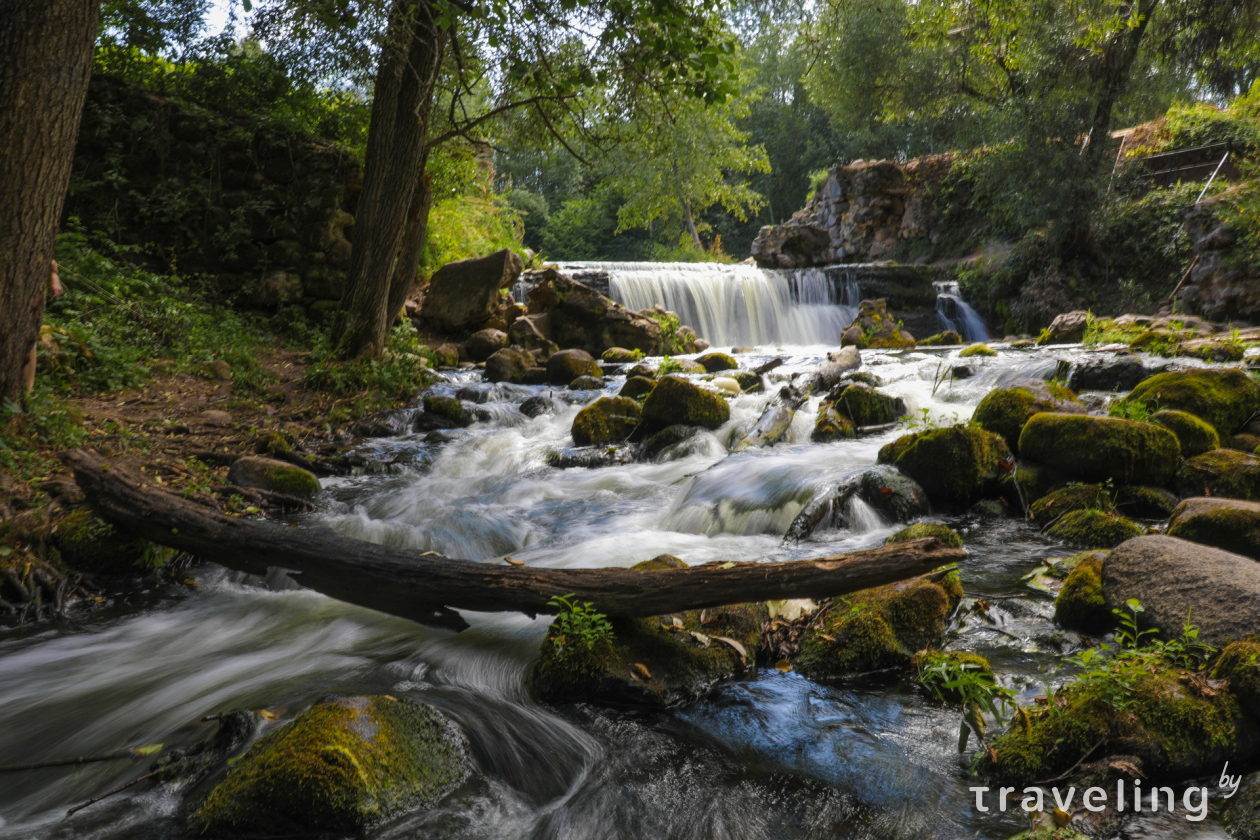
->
(331, 0), (444, 360)
(60, 449), (964, 630)
(386, 165), (434, 327)
(0, 0), (100, 401)
(673, 155), (703, 250)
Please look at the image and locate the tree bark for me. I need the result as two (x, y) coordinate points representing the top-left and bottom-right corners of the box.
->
(386, 165), (434, 326)
(673, 155), (703, 250)
(0, 0), (100, 401)
(60, 449), (964, 630)
(331, 0), (444, 360)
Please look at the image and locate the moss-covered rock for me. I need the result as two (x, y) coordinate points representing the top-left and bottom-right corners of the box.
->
(1046, 510), (1143, 548)
(1053, 554), (1112, 633)
(253, 429), (295, 456)
(1018, 413), (1180, 487)
(569, 375), (603, 390)
(1229, 433), (1260, 451)
(641, 375), (730, 430)
(919, 330), (961, 347)
(1225, 771), (1260, 840)
(1168, 497), (1260, 560)
(811, 407), (857, 442)
(1116, 368), (1260, 436)
(546, 349), (602, 384)
(601, 347), (643, 363)
(1114, 484), (1180, 518)
(959, 343), (997, 358)
(618, 375), (657, 401)
(842, 298), (916, 349)
(878, 426), (1013, 507)
(822, 383), (907, 427)
(695, 352), (737, 372)
(1213, 641), (1260, 721)
(625, 363), (656, 380)
(730, 370), (763, 393)
(794, 572), (963, 679)
(1151, 409), (1220, 457)
(421, 394), (468, 428)
(977, 665), (1249, 785)
(571, 397), (642, 446)
(193, 695), (469, 835)
(972, 381), (1084, 452)
(1176, 448), (1260, 501)
(227, 456), (322, 499)
(54, 507), (154, 574)
(531, 556), (765, 707)
(886, 522), (964, 549)
(642, 424), (701, 459)
(1029, 485), (1115, 527)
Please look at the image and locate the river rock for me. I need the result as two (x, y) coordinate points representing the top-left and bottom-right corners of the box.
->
(795, 571), (962, 678)
(886, 522), (962, 548)
(857, 465), (930, 522)
(695, 352), (737, 372)
(193, 695), (470, 835)
(484, 346), (534, 383)
(548, 445), (638, 469)
(919, 330), (961, 346)
(1168, 497), (1260, 560)
(1053, 551), (1112, 633)
(971, 380), (1085, 452)
(618, 376), (656, 401)
(1176, 448), (1260, 500)
(821, 383), (907, 427)
(1151, 409), (1220, 457)
(810, 346), (862, 392)
(519, 395), (557, 418)
(841, 298), (915, 349)
(642, 424), (702, 460)
(571, 397), (642, 446)
(1065, 355), (1153, 392)
(568, 375), (603, 390)
(811, 406), (856, 442)
(958, 343), (996, 358)
(1116, 368), (1260, 436)
(641, 376), (729, 431)
(1114, 484), (1180, 518)
(1018, 413), (1180, 487)
(1102, 535), (1260, 647)
(418, 394), (469, 430)
(1045, 510), (1143, 548)
(1029, 484), (1115, 527)
(420, 248), (522, 333)
(531, 555), (765, 707)
(877, 426), (1012, 507)
(463, 328), (507, 362)
(546, 349), (601, 385)
(601, 347), (643, 363)
(1037, 310), (1090, 345)
(227, 456), (321, 499)
(1225, 770), (1260, 840)
(525, 270), (662, 355)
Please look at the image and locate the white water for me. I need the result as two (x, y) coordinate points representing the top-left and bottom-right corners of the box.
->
(935, 281), (991, 342)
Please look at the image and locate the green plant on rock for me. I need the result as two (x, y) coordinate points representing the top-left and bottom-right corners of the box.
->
(899, 407), (962, 432)
(917, 651), (1015, 752)
(547, 594), (614, 654)
(1108, 398), (1153, 423)
(657, 356), (685, 376)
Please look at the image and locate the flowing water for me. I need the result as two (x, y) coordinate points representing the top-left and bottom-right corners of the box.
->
(935, 282), (991, 344)
(0, 267), (1236, 839)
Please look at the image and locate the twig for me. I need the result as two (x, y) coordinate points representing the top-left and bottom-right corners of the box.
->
(1166, 254), (1201, 303)
(1032, 737), (1107, 785)
(0, 750), (145, 773)
(66, 771), (157, 817)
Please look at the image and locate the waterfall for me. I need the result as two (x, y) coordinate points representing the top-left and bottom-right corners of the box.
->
(935, 281), (990, 342)
(559, 262), (861, 347)
(845, 497), (886, 533)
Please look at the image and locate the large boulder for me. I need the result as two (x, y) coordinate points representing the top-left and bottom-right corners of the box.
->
(1150, 408), (1220, 457)
(971, 380), (1085, 452)
(1168, 497), (1260, 560)
(193, 695), (469, 835)
(641, 376), (730, 431)
(1053, 552), (1112, 633)
(1018, 413), (1180, 487)
(1176, 448), (1260, 500)
(840, 298), (915, 349)
(1116, 368), (1260, 436)
(571, 397), (642, 446)
(809, 346), (862, 392)
(1037, 310), (1090, 345)
(463, 328), (507, 362)
(1065, 355), (1154, 392)
(227, 456), (321, 499)
(820, 383), (907, 428)
(545, 348), (601, 385)
(1029, 484), (1115, 527)
(695, 352), (737, 372)
(1102, 535), (1260, 647)
(877, 426), (1012, 507)
(525, 270), (662, 355)
(506, 312), (557, 357)
(420, 249), (522, 333)
(484, 346), (535, 383)
(1045, 510), (1143, 548)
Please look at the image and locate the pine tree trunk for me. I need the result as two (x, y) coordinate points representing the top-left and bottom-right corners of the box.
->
(386, 166), (434, 326)
(0, 0), (100, 401)
(331, 0), (444, 360)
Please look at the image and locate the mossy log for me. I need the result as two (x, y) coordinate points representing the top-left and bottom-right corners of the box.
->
(59, 449), (964, 630)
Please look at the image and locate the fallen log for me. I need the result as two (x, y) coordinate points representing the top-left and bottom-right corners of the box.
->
(60, 449), (964, 630)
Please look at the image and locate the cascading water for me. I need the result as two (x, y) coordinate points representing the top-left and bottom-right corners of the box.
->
(934, 280), (990, 342)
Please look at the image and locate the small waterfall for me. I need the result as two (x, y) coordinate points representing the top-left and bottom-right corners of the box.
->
(845, 497), (886, 533)
(935, 281), (990, 342)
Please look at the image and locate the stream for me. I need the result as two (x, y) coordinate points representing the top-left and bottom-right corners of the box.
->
(0, 268), (1239, 839)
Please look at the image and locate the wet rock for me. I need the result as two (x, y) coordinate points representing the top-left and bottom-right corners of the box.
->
(227, 456), (321, 499)
(548, 445), (638, 469)
(546, 349), (602, 385)
(193, 695), (470, 835)
(1046, 510), (1143, 549)
(642, 424), (701, 460)
(1168, 497), (1260, 560)
(1224, 770), (1260, 839)
(958, 343), (996, 358)
(810, 407), (856, 442)
(695, 352), (737, 372)
(625, 363), (656, 379)
(918, 330), (961, 346)
(1102, 535), (1260, 647)
(1176, 448), (1260, 500)
(886, 522), (963, 548)
(1037, 310), (1090, 345)
(641, 376), (730, 431)
(951, 364), (975, 379)
(1018, 414), (1180, 487)
(601, 347), (643, 363)
(462, 328), (507, 362)
(810, 346), (862, 392)
(972, 380), (1085, 453)
(857, 466), (930, 522)
(420, 394), (469, 428)
(733, 387), (803, 451)
(709, 376), (741, 396)
(568, 375), (603, 390)
(1053, 552), (1112, 633)
(519, 395), (557, 418)
(795, 571), (963, 678)
(55, 506), (153, 574)
(618, 376), (657, 401)
(841, 298), (916, 349)
(730, 370), (763, 393)
(1114, 484), (1180, 518)
(520, 365), (550, 385)
(1029, 484), (1115, 527)
(571, 397), (642, 446)
(1116, 368), (1260, 436)
(821, 383), (907, 427)
(841, 371), (882, 387)
(531, 556), (765, 707)
(878, 426), (1012, 507)
(484, 346), (534, 383)
(525, 270), (662, 355)
(1151, 409), (1220, 457)
(1065, 356), (1153, 392)
(420, 248), (522, 332)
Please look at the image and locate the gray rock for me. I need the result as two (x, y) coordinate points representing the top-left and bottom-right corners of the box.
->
(1168, 496), (1260, 560)
(1038, 310), (1090, 345)
(484, 346), (534, 383)
(1066, 356), (1154, 392)
(420, 249), (523, 332)
(463, 328), (507, 362)
(809, 346), (862, 392)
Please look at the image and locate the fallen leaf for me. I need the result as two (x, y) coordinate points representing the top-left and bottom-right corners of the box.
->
(690, 631), (711, 647)
(672, 616), (684, 628)
(718, 561), (735, 569)
(775, 659), (792, 672)
(130, 744), (163, 757)
(819, 633), (836, 643)
(259, 707), (286, 722)
(504, 556), (525, 566)
(1051, 807), (1072, 827)
(1106, 758), (1145, 778)
(418, 550), (440, 556)
(712, 635), (747, 662)
(631, 662), (652, 681)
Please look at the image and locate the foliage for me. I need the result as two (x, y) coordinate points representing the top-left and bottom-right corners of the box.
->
(546, 594), (614, 654)
(0, 389), (90, 484)
(301, 322), (437, 422)
(1107, 398), (1154, 423)
(422, 195), (524, 277)
(918, 652), (1016, 751)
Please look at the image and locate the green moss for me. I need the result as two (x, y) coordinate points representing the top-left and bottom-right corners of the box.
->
(422, 394), (466, 425)
(1213, 641), (1260, 720)
(824, 383), (907, 427)
(972, 383), (1082, 452)
(1167, 500), (1260, 560)
(1046, 509), (1143, 548)
(959, 343), (997, 358)
(811, 407), (857, 442)
(1029, 485), (1115, 527)
(919, 330), (961, 347)
(571, 397), (642, 446)
(695, 352), (737, 372)
(1117, 368), (1260, 436)
(618, 376), (657, 401)
(886, 522), (964, 549)
(625, 363), (657, 379)
(1115, 484), (1180, 518)
(1229, 433), (1260, 452)
(640, 375), (730, 430)
(878, 426), (1012, 507)
(867, 328), (916, 349)
(1176, 449), (1260, 500)
(1018, 413), (1181, 487)
(55, 507), (158, 574)
(730, 371), (762, 393)
(1054, 555), (1112, 632)
(601, 347), (643, 363)
(262, 463), (322, 497)
(1151, 409), (1220, 457)
(253, 429), (295, 456)
(193, 695), (468, 835)
(795, 573), (962, 679)
(978, 666), (1244, 785)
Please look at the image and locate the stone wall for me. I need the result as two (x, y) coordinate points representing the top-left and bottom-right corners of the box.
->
(751, 157), (950, 268)
(66, 76), (363, 313)
(1175, 188), (1260, 323)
